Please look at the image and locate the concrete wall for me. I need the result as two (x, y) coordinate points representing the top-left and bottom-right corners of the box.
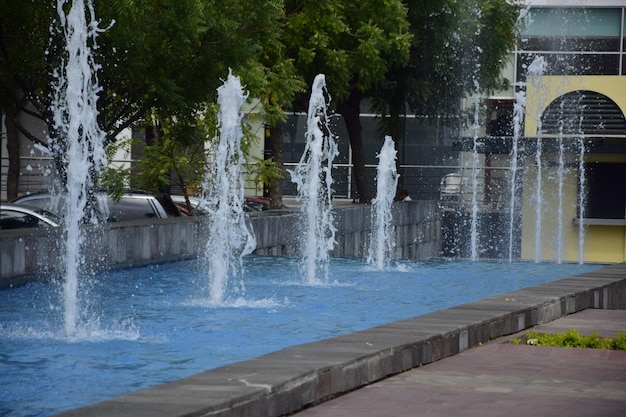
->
(0, 200), (440, 288)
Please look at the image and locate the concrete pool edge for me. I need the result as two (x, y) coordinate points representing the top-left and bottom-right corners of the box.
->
(54, 262), (626, 417)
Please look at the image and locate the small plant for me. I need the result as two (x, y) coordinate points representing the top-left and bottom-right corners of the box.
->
(610, 333), (626, 350)
(518, 329), (626, 351)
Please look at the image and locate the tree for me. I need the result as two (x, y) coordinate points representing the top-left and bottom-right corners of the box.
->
(284, 0), (412, 203)
(129, 111), (213, 212)
(0, 0), (284, 193)
(281, 0), (518, 203)
(239, 19), (307, 209)
(373, 0), (520, 141)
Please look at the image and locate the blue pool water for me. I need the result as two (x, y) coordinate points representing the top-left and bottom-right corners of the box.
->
(0, 256), (602, 417)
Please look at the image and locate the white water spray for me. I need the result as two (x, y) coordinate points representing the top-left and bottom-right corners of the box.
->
(469, 93), (481, 261)
(289, 74), (338, 284)
(508, 89), (524, 262)
(534, 132), (543, 263)
(367, 136), (399, 270)
(51, 0), (107, 336)
(575, 101), (587, 265)
(527, 56), (547, 263)
(577, 137), (586, 264)
(201, 71), (256, 305)
(468, 8), (483, 261)
(556, 109), (566, 264)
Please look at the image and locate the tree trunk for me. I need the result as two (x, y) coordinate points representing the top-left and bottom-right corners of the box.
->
(387, 99), (405, 192)
(337, 88), (370, 203)
(5, 115), (20, 200)
(268, 124), (284, 209)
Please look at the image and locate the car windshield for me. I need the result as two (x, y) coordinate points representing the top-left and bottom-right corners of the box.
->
(0, 207), (61, 229)
(106, 197), (158, 221)
(33, 208), (63, 225)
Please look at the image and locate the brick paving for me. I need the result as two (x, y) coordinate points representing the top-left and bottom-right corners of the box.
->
(294, 309), (626, 417)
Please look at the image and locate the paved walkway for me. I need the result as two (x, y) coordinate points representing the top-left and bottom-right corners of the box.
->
(294, 309), (626, 417)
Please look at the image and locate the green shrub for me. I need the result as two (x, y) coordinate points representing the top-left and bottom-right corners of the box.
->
(610, 333), (626, 351)
(520, 329), (626, 351)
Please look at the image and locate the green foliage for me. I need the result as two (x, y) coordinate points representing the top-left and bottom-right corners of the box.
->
(133, 110), (213, 198)
(97, 139), (132, 202)
(522, 329), (626, 351)
(132, 103), (285, 205)
(373, 0), (520, 130)
(1, 0), (285, 144)
(3, 0), (522, 203)
(610, 333), (626, 350)
(284, 0), (412, 103)
(246, 156), (286, 194)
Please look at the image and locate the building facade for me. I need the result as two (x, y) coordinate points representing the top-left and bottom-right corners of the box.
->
(460, 1), (626, 263)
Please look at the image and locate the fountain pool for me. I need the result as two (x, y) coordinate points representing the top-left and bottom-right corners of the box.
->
(0, 256), (601, 417)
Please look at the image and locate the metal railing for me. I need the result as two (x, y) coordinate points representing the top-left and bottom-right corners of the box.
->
(279, 162), (516, 211)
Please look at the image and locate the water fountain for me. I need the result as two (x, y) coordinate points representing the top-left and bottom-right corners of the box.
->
(367, 136), (399, 270)
(457, 5), (594, 265)
(576, 136), (586, 265)
(528, 57), (547, 263)
(508, 88), (524, 262)
(289, 74), (339, 284)
(0, 257), (601, 417)
(49, 0), (107, 336)
(200, 71), (256, 305)
(520, 55), (589, 264)
(2, 3), (616, 417)
(469, 92), (481, 261)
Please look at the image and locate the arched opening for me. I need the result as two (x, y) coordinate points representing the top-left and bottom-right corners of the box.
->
(540, 90), (626, 135)
(540, 91), (626, 221)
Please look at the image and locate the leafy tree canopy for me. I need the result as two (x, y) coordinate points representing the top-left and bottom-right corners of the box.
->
(284, 0), (412, 104)
(0, 0), (284, 145)
(376, 0), (520, 118)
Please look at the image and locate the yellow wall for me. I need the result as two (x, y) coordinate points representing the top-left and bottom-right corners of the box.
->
(520, 152), (582, 262)
(521, 76), (626, 263)
(242, 99), (266, 196)
(525, 76), (626, 137)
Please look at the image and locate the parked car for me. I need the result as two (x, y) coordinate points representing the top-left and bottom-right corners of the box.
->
(0, 203), (62, 229)
(170, 195), (206, 216)
(11, 191), (180, 222)
(244, 196), (270, 211)
(170, 195), (270, 214)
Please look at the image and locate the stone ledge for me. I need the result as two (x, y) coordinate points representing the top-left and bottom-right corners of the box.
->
(0, 201), (441, 286)
(54, 262), (626, 417)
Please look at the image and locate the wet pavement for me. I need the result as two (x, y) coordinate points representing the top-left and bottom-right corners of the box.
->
(294, 309), (626, 417)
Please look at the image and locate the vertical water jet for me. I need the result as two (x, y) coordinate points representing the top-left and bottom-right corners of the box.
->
(289, 74), (338, 284)
(527, 57), (547, 263)
(50, 0), (107, 336)
(201, 71), (256, 305)
(367, 136), (399, 270)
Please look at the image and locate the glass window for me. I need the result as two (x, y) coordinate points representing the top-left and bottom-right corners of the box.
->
(107, 198), (157, 222)
(540, 91), (626, 136)
(583, 163), (626, 219)
(520, 8), (621, 53)
(516, 53), (620, 80)
(521, 36), (620, 52)
(522, 8), (621, 38)
(1, 210), (40, 229)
